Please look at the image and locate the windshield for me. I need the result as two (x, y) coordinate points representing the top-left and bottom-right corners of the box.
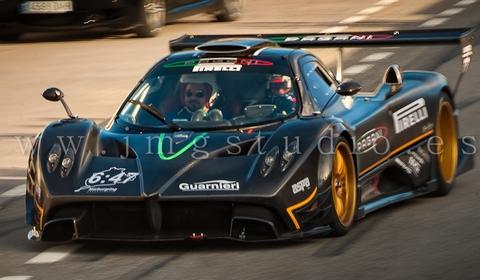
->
(118, 57), (299, 129)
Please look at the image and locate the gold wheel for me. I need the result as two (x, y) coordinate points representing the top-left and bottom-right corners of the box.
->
(436, 100), (458, 184)
(331, 141), (357, 228)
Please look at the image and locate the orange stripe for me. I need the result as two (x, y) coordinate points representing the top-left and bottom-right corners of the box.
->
(34, 199), (45, 230)
(359, 130), (434, 176)
(286, 187), (318, 230)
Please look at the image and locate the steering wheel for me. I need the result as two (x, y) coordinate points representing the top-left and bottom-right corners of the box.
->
(191, 109), (224, 121)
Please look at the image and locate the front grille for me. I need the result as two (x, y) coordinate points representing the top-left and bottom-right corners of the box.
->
(49, 201), (233, 240)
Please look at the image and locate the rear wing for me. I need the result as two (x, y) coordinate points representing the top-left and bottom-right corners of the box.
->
(169, 28), (474, 91)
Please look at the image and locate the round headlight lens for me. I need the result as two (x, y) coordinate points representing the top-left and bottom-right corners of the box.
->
(46, 143), (62, 173)
(61, 157), (72, 169)
(261, 146), (279, 177)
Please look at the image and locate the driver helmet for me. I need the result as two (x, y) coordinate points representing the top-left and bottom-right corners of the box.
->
(267, 74), (292, 96)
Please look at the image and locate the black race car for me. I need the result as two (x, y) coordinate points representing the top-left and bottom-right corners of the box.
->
(26, 28), (475, 242)
(0, 0), (243, 39)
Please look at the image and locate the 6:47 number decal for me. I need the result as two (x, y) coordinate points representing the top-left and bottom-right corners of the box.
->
(74, 167), (140, 193)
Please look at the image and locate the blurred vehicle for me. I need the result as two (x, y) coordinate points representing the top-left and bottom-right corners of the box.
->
(0, 0), (243, 40)
(25, 28), (475, 242)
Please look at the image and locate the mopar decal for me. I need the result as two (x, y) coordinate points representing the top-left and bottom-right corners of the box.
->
(292, 177), (311, 194)
(74, 167), (139, 193)
(179, 180), (240, 191)
(393, 98), (429, 134)
(356, 127), (388, 153)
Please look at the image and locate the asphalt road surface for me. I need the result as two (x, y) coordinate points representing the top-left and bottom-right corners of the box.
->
(1, 0), (479, 279)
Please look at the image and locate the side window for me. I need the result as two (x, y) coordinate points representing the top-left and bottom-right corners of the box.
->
(301, 61), (335, 108)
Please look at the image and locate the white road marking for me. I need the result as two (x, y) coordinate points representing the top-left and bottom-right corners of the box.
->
(360, 52), (394, 62)
(0, 277), (32, 280)
(340, 15), (367, 24)
(455, 0), (477, 5)
(0, 176), (26, 180)
(0, 184), (26, 197)
(344, 64), (374, 75)
(420, 18), (449, 27)
(25, 245), (82, 264)
(358, 6), (385, 15)
(376, 0), (398, 5)
(321, 26), (348, 33)
(439, 8), (465, 16)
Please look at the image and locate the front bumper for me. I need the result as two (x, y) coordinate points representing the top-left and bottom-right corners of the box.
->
(38, 200), (295, 242)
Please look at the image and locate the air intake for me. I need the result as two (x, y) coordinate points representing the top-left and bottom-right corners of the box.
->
(195, 38), (278, 54)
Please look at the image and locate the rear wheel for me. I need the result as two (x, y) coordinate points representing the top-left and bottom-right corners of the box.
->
(432, 94), (458, 196)
(135, 0), (166, 38)
(215, 0), (243, 22)
(329, 138), (357, 235)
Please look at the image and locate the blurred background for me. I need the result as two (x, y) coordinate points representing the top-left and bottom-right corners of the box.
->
(0, 0), (479, 279)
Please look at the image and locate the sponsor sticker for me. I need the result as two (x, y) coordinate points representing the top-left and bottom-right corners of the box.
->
(193, 58), (242, 72)
(74, 167), (139, 193)
(292, 177), (311, 194)
(356, 126), (388, 153)
(163, 58), (273, 71)
(271, 34), (394, 43)
(392, 98), (429, 134)
(179, 180), (240, 191)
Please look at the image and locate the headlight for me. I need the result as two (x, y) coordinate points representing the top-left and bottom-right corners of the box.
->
(261, 146), (279, 177)
(280, 141), (299, 172)
(60, 147), (75, 177)
(47, 144), (62, 173)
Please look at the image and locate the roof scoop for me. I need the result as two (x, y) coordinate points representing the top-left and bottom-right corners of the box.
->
(195, 38), (278, 54)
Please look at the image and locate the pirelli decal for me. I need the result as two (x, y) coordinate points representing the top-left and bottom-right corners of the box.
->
(393, 98), (429, 134)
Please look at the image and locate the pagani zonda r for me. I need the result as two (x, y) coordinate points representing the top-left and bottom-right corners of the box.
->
(26, 28), (475, 242)
(0, 0), (243, 39)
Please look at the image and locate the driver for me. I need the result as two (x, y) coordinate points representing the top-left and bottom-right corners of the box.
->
(267, 74), (297, 115)
(175, 82), (213, 120)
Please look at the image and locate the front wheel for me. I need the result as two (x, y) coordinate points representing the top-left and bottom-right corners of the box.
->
(215, 0), (243, 22)
(328, 138), (358, 236)
(135, 0), (166, 38)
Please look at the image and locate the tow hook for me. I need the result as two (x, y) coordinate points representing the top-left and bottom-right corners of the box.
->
(189, 233), (206, 240)
(27, 226), (40, 241)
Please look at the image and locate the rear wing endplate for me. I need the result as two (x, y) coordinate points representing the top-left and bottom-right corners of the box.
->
(170, 28), (474, 92)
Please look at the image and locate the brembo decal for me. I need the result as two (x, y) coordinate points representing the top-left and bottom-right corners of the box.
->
(356, 126), (388, 153)
(292, 177), (311, 194)
(392, 98), (429, 134)
(179, 180), (240, 191)
(74, 167), (139, 193)
(157, 132), (208, 160)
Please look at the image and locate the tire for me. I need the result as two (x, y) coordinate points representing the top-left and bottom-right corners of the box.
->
(432, 93), (458, 196)
(215, 0), (243, 22)
(328, 137), (358, 236)
(135, 0), (166, 38)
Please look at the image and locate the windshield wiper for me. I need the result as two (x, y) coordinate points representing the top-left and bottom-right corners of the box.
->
(127, 100), (180, 131)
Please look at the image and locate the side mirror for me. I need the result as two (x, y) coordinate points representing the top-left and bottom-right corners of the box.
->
(336, 81), (362, 96)
(42, 87), (64, 102)
(41, 87), (76, 119)
(383, 64), (403, 96)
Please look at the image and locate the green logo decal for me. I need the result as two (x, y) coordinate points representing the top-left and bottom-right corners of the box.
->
(157, 132), (208, 160)
(163, 59), (200, 68)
